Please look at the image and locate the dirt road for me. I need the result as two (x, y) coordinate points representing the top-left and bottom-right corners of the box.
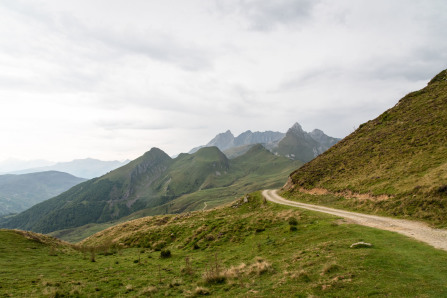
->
(263, 189), (447, 251)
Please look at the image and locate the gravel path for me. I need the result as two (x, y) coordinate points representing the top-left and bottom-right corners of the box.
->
(263, 189), (447, 251)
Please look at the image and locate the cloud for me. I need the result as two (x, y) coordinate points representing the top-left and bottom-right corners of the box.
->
(1, 0), (446, 161)
(1, 0), (216, 74)
(214, 0), (318, 30)
(95, 120), (172, 131)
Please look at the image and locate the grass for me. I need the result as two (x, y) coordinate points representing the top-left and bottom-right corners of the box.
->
(2, 192), (447, 296)
(285, 69), (447, 227)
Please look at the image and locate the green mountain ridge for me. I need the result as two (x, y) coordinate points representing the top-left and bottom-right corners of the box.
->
(284, 69), (447, 226)
(1, 145), (302, 234)
(0, 171), (86, 216)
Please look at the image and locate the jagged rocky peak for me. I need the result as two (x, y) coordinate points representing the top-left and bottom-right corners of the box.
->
(206, 130), (235, 151)
(291, 122), (304, 132)
(287, 122), (310, 139)
(310, 129), (324, 137)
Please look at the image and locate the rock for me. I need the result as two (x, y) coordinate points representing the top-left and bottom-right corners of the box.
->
(350, 242), (373, 248)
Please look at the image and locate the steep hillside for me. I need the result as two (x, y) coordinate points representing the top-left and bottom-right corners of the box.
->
(0, 171), (86, 216)
(0, 148), (173, 233)
(1, 146), (301, 234)
(283, 69), (447, 226)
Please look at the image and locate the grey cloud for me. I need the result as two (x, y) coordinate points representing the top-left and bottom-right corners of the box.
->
(1, 1), (215, 72)
(93, 29), (214, 72)
(360, 47), (447, 83)
(214, 0), (318, 30)
(278, 67), (343, 91)
(95, 120), (172, 131)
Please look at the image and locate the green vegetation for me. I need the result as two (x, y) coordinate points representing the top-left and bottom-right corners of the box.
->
(285, 69), (447, 226)
(0, 171), (86, 216)
(2, 193), (447, 296)
(1, 145), (301, 237)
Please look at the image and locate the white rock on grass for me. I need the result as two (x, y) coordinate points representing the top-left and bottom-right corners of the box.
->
(350, 242), (373, 248)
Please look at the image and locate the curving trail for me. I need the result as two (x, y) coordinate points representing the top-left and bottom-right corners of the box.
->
(263, 189), (447, 251)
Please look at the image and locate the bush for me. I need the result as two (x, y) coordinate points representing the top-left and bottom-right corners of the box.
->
(288, 217), (298, 226)
(160, 249), (171, 258)
(255, 227), (265, 233)
(153, 240), (167, 251)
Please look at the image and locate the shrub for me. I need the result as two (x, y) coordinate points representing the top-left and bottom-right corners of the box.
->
(255, 227), (265, 233)
(203, 254), (226, 284)
(160, 249), (171, 259)
(288, 217), (298, 226)
(181, 256), (194, 275)
(437, 185), (447, 196)
(153, 240), (167, 251)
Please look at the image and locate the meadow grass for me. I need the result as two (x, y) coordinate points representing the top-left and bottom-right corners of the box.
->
(2, 192), (447, 297)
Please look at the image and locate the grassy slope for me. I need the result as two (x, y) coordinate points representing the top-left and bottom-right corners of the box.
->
(284, 69), (447, 226)
(0, 171), (86, 216)
(50, 145), (302, 243)
(2, 193), (447, 297)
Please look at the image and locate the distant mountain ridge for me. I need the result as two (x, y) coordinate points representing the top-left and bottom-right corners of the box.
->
(190, 123), (340, 162)
(8, 158), (130, 179)
(1, 146), (301, 233)
(0, 171), (86, 216)
(273, 123), (340, 162)
(189, 130), (285, 154)
(0, 159), (55, 174)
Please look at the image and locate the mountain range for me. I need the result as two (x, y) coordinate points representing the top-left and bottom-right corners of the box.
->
(0, 145), (302, 234)
(0, 171), (86, 217)
(2, 69), (447, 297)
(190, 122), (340, 162)
(5, 158), (130, 179)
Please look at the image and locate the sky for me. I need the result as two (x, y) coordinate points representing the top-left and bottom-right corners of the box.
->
(0, 0), (446, 162)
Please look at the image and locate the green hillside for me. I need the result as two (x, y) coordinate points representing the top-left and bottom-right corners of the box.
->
(283, 69), (447, 226)
(2, 193), (447, 296)
(1, 146), (301, 235)
(0, 171), (86, 216)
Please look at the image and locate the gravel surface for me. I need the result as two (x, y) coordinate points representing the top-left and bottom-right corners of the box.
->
(263, 189), (447, 251)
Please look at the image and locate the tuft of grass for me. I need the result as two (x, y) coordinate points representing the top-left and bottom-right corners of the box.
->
(321, 262), (341, 275)
(194, 286), (210, 296)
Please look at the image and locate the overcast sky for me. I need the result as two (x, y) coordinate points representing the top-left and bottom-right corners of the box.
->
(1, 0), (446, 162)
